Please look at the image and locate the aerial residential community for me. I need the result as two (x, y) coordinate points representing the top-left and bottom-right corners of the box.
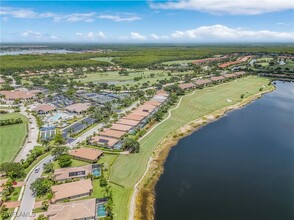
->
(0, 1), (294, 220)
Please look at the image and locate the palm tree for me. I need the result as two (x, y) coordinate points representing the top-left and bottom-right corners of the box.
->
(42, 139), (50, 148)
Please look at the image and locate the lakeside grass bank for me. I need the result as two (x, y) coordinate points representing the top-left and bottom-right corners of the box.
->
(133, 83), (275, 220)
(106, 76), (274, 220)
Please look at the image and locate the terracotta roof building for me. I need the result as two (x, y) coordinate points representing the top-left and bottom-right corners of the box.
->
(0, 90), (39, 101)
(69, 148), (103, 162)
(156, 90), (169, 97)
(194, 79), (212, 87)
(98, 128), (126, 139)
(234, 71), (246, 77)
(123, 113), (146, 121)
(218, 56), (251, 68)
(144, 100), (161, 106)
(178, 83), (195, 90)
(45, 198), (96, 220)
(90, 135), (119, 148)
(116, 119), (140, 126)
(65, 103), (91, 114)
(51, 179), (93, 203)
(53, 165), (93, 182)
(110, 123), (133, 132)
(34, 104), (56, 114)
(224, 73), (237, 79)
(210, 76), (225, 82)
(139, 104), (157, 111)
(130, 109), (150, 117)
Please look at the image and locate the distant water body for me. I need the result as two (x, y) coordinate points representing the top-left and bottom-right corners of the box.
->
(155, 81), (294, 220)
(0, 49), (72, 55)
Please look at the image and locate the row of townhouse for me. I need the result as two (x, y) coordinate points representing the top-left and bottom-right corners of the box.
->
(178, 71), (247, 90)
(89, 90), (169, 149)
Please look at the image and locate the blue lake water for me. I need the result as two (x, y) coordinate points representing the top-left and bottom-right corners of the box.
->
(154, 81), (294, 220)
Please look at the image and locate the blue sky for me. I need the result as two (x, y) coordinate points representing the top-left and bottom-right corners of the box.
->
(1, 0), (294, 42)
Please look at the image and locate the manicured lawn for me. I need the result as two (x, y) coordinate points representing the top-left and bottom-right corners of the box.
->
(108, 76), (273, 220)
(0, 113), (28, 163)
(52, 158), (90, 169)
(99, 153), (119, 179)
(110, 183), (132, 220)
(90, 179), (104, 198)
(74, 70), (193, 87)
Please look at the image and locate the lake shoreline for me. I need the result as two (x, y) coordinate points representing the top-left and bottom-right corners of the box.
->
(131, 84), (276, 220)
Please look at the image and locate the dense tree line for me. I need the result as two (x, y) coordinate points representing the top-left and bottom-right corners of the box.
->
(0, 53), (112, 74)
(0, 118), (23, 126)
(2, 45), (294, 74)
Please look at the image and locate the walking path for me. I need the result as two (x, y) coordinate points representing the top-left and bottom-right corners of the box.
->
(129, 91), (196, 220)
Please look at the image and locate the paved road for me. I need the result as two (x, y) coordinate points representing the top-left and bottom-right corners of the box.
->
(16, 156), (52, 220)
(15, 109), (40, 162)
(15, 99), (141, 218)
(69, 122), (105, 147)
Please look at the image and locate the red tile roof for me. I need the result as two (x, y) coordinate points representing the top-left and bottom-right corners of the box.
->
(194, 79), (212, 86)
(210, 76), (225, 81)
(51, 179), (93, 203)
(65, 103), (91, 113)
(178, 83), (195, 89)
(116, 119), (140, 126)
(34, 104), (56, 113)
(98, 128), (126, 139)
(69, 148), (103, 161)
(0, 90), (37, 100)
(110, 123), (133, 132)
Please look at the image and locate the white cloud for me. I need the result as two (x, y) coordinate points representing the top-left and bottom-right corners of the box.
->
(169, 25), (294, 42)
(21, 30), (42, 38)
(97, 14), (141, 22)
(97, 32), (105, 39)
(149, 0), (294, 15)
(150, 34), (170, 40)
(1, 7), (38, 18)
(276, 22), (290, 26)
(150, 34), (160, 39)
(0, 7), (55, 19)
(130, 32), (146, 40)
(0, 7), (96, 22)
(0, 7), (140, 23)
(54, 13), (96, 22)
(21, 30), (58, 40)
(75, 32), (106, 40)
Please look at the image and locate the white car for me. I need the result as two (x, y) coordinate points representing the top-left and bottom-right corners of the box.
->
(34, 167), (40, 173)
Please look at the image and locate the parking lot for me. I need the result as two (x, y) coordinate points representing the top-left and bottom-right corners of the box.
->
(62, 117), (96, 139)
